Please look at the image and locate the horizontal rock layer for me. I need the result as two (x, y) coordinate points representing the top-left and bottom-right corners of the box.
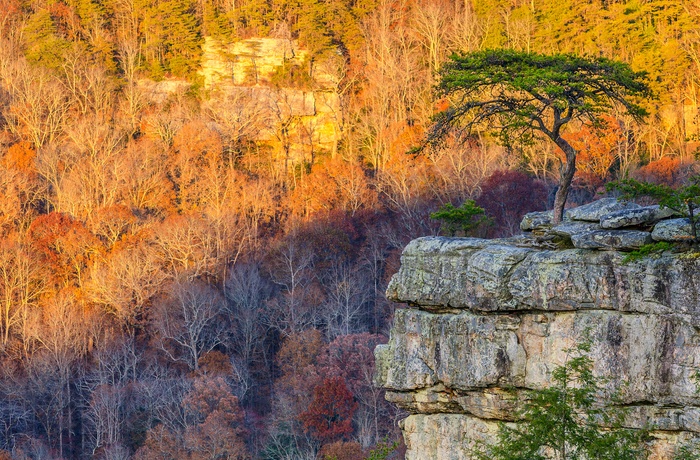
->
(386, 237), (700, 316)
(378, 236), (700, 459)
(520, 198), (696, 248)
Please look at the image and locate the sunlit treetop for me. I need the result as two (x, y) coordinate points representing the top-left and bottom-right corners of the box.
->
(432, 49), (652, 145)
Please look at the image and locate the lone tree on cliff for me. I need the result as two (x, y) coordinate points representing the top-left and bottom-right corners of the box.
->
(429, 50), (652, 224)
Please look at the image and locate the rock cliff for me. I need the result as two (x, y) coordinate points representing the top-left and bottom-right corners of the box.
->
(199, 37), (341, 157)
(137, 37), (342, 159)
(376, 204), (700, 459)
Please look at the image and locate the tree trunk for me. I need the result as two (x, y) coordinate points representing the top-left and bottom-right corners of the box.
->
(687, 202), (697, 242)
(552, 138), (577, 225)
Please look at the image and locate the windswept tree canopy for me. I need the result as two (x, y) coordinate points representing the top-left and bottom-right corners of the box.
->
(430, 49), (652, 223)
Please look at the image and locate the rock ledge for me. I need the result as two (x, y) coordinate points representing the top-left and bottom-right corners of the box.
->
(377, 216), (700, 459)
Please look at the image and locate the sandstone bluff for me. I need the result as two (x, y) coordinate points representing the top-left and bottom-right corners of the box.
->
(375, 200), (700, 459)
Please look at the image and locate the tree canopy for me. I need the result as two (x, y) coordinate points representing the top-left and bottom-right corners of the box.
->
(430, 49), (652, 223)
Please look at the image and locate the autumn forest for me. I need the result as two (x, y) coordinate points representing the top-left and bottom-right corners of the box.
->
(0, 0), (699, 458)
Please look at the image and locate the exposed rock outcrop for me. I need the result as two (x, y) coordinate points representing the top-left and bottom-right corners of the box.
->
(199, 36), (341, 157)
(600, 205), (677, 229)
(377, 208), (700, 458)
(521, 198), (697, 248)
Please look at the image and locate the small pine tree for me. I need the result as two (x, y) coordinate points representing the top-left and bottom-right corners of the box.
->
(472, 340), (647, 460)
(430, 200), (488, 236)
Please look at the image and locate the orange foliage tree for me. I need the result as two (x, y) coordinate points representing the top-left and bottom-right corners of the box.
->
(631, 156), (694, 188)
(27, 212), (101, 288)
(564, 116), (625, 188)
(289, 156), (377, 219)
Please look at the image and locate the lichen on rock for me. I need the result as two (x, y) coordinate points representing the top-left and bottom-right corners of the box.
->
(377, 199), (700, 459)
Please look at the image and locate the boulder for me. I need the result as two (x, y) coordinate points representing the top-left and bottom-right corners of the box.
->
(547, 221), (600, 238)
(600, 205), (677, 229)
(652, 218), (697, 242)
(520, 210), (554, 231)
(570, 229), (652, 250)
(566, 198), (640, 222)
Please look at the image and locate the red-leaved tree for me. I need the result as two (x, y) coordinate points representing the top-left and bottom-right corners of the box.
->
(299, 376), (358, 443)
(477, 170), (548, 237)
(27, 212), (101, 288)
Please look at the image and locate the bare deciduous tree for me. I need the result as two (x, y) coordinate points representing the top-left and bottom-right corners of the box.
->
(225, 262), (270, 371)
(323, 261), (370, 339)
(152, 279), (227, 371)
(0, 241), (43, 351)
(3, 60), (69, 149)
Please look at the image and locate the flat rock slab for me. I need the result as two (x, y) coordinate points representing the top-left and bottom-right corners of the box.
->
(520, 210), (553, 231)
(652, 218), (697, 242)
(548, 221), (600, 238)
(571, 229), (652, 250)
(600, 205), (677, 229)
(388, 239), (700, 316)
(567, 198), (640, 222)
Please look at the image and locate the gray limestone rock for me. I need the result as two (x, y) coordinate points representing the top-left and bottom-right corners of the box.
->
(570, 229), (652, 250)
(401, 414), (498, 460)
(508, 249), (629, 311)
(520, 210), (554, 231)
(566, 198), (641, 222)
(378, 234), (700, 460)
(600, 205), (677, 229)
(385, 237), (490, 310)
(652, 218), (697, 242)
(386, 237), (531, 311)
(375, 308), (700, 403)
(400, 414), (699, 460)
(547, 221), (600, 238)
(387, 240), (700, 316)
(375, 308), (525, 392)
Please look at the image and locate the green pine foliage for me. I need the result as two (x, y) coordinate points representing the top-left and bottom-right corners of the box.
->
(364, 439), (399, 460)
(430, 200), (488, 237)
(429, 49), (651, 223)
(473, 340), (647, 460)
(137, 0), (203, 79)
(621, 241), (674, 264)
(23, 10), (72, 69)
(675, 442), (700, 460)
(471, 0), (694, 110)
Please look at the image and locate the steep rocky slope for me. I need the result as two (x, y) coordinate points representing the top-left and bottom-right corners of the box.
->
(376, 203), (700, 459)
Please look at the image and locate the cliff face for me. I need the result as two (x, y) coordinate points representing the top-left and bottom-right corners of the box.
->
(138, 37), (341, 159)
(376, 236), (700, 459)
(200, 37), (341, 157)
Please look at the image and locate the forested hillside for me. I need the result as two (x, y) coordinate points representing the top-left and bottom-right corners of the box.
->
(0, 0), (698, 458)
